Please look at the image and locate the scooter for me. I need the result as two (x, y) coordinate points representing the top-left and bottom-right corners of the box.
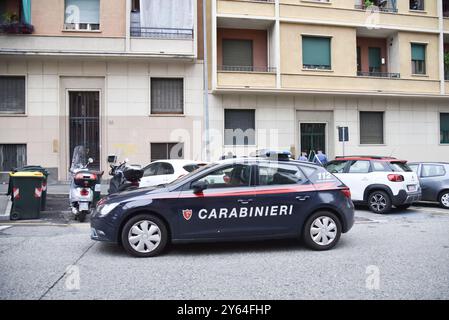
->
(107, 155), (143, 195)
(69, 146), (103, 222)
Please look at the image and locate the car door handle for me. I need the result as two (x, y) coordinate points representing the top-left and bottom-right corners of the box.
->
(296, 196), (310, 201)
(238, 199), (253, 205)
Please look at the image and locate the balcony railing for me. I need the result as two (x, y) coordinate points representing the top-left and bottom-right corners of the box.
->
(354, 4), (398, 13)
(130, 27), (193, 39)
(357, 71), (401, 78)
(0, 22), (34, 34)
(218, 65), (277, 73)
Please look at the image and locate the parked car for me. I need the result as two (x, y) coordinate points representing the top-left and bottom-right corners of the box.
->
(408, 162), (449, 209)
(324, 156), (421, 214)
(139, 160), (207, 188)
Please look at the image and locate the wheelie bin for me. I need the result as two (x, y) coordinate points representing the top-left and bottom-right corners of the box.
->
(12, 166), (49, 211)
(9, 172), (44, 220)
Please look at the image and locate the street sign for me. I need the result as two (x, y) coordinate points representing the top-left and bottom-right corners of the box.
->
(338, 126), (349, 142)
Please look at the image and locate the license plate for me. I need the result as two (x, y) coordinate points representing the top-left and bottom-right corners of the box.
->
(95, 184), (101, 192)
(407, 185), (417, 192)
(79, 202), (89, 211)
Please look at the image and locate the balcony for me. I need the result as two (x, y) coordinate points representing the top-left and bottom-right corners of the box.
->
(354, 0), (398, 13)
(217, 0), (275, 18)
(0, 0), (33, 35)
(357, 71), (400, 78)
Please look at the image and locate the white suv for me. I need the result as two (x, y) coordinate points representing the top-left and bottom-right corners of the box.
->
(324, 156), (421, 214)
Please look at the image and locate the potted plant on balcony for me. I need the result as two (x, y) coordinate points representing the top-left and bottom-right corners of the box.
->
(1, 11), (34, 34)
(445, 52), (449, 81)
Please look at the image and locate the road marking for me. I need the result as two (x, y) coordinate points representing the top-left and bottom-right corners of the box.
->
(0, 225), (12, 231)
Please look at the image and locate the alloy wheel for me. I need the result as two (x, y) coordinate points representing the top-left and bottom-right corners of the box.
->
(370, 193), (387, 212)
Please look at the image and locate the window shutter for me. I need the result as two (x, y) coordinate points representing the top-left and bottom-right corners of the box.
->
(411, 44), (425, 61)
(441, 113), (449, 144)
(151, 78), (184, 114)
(0, 76), (26, 114)
(368, 47), (381, 68)
(302, 37), (331, 67)
(65, 0), (100, 24)
(224, 109), (256, 146)
(222, 40), (253, 68)
(360, 112), (384, 144)
(0, 145), (27, 171)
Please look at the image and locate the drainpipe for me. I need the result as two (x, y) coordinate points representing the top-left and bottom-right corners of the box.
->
(203, 0), (211, 161)
(438, 0), (445, 95)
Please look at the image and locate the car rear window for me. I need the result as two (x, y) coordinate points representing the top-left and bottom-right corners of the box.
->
(389, 162), (412, 172)
(183, 164), (202, 173)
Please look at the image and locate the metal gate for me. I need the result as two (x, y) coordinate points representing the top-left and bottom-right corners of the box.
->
(69, 91), (100, 170)
(300, 123), (326, 155)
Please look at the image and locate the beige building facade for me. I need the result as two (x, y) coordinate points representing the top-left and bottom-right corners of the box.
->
(0, 0), (205, 181)
(207, 0), (449, 162)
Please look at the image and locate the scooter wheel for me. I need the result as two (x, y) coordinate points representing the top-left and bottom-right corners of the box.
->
(78, 212), (87, 223)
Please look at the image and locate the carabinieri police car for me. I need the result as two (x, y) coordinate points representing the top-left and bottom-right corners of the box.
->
(91, 151), (355, 257)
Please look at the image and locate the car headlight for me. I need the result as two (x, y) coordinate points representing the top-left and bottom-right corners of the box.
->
(98, 203), (120, 217)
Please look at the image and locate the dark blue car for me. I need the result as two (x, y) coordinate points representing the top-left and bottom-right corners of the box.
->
(91, 156), (355, 257)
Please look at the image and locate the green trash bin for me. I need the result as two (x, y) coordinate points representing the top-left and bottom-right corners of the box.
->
(13, 166), (49, 211)
(9, 172), (44, 220)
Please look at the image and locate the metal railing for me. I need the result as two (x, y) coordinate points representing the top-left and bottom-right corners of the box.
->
(218, 65), (277, 73)
(357, 71), (401, 78)
(130, 27), (193, 39)
(354, 4), (398, 13)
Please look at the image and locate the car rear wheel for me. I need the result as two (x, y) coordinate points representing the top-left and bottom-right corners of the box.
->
(121, 214), (168, 257)
(368, 190), (392, 214)
(439, 191), (449, 209)
(302, 211), (342, 251)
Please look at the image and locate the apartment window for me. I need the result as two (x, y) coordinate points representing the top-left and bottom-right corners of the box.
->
(150, 78), (184, 114)
(224, 109), (255, 146)
(410, 0), (424, 10)
(411, 43), (426, 75)
(368, 47), (382, 73)
(302, 36), (331, 70)
(441, 113), (449, 144)
(222, 39), (253, 71)
(360, 112), (384, 145)
(357, 47), (361, 72)
(64, 0), (100, 31)
(0, 76), (25, 114)
(0, 144), (26, 171)
(150, 143), (184, 162)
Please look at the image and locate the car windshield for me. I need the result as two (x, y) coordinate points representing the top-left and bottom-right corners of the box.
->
(166, 163), (218, 186)
(389, 162), (412, 172)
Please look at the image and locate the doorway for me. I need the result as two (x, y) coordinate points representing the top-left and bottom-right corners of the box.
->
(300, 123), (327, 156)
(69, 91), (100, 170)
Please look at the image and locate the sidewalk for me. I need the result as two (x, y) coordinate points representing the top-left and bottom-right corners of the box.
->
(0, 182), (109, 195)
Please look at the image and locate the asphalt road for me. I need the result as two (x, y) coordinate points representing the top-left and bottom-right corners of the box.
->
(0, 205), (448, 300)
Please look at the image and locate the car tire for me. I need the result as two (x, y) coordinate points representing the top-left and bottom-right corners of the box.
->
(368, 190), (392, 214)
(121, 214), (168, 257)
(395, 204), (411, 210)
(302, 211), (342, 251)
(438, 191), (449, 209)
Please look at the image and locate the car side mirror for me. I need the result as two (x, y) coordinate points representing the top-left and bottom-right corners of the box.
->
(191, 180), (207, 194)
(107, 155), (117, 164)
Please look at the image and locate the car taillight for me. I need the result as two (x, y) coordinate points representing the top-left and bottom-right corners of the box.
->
(131, 181), (139, 187)
(388, 174), (404, 182)
(80, 188), (89, 196)
(341, 188), (351, 199)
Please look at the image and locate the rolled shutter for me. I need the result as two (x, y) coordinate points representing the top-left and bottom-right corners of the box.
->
(360, 112), (384, 144)
(222, 40), (253, 69)
(411, 44), (426, 61)
(65, 0), (100, 24)
(0, 76), (25, 114)
(302, 37), (331, 68)
(369, 47), (381, 68)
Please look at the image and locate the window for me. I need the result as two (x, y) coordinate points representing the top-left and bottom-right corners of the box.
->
(150, 143), (184, 162)
(360, 112), (384, 144)
(0, 76), (26, 114)
(411, 43), (426, 75)
(193, 164), (252, 189)
(356, 47), (361, 72)
(222, 39), (253, 71)
(325, 161), (348, 174)
(389, 162), (412, 172)
(408, 164), (419, 174)
(302, 36), (331, 70)
(143, 162), (174, 176)
(151, 78), (184, 114)
(224, 109), (255, 146)
(64, 0), (100, 31)
(441, 113), (449, 144)
(421, 165), (446, 178)
(258, 163), (308, 186)
(368, 47), (382, 73)
(372, 161), (388, 172)
(348, 160), (371, 173)
(409, 0), (424, 10)
(0, 144), (26, 171)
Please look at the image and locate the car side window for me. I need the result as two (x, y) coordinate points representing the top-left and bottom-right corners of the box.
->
(258, 163), (307, 186)
(192, 164), (251, 189)
(325, 161), (348, 173)
(157, 162), (174, 175)
(143, 163), (160, 177)
(348, 160), (370, 173)
(421, 165), (446, 178)
(372, 161), (388, 172)
(408, 164), (419, 174)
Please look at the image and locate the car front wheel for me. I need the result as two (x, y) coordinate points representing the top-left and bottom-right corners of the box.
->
(121, 214), (168, 257)
(439, 191), (449, 209)
(368, 190), (392, 214)
(302, 211), (342, 251)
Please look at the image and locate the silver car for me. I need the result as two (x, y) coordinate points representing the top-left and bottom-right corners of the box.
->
(408, 162), (449, 209)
